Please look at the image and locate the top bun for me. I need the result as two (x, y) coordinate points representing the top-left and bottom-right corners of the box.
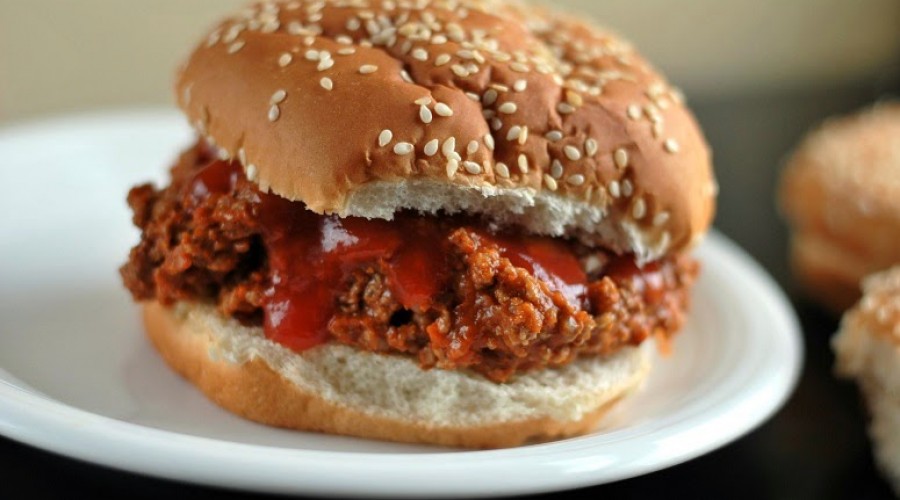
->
(175, 0), (716, 261)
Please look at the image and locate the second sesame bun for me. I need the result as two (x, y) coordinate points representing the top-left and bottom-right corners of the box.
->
(780, 103), (900, 311)
(145, 302), (650, 449)
(175, 0), (715, 262)
(833, 266), (900, 493)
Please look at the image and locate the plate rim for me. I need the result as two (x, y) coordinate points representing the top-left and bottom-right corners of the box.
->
(0, 110), (803, 498)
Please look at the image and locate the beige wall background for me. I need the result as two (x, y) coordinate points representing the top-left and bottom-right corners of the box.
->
(1, 0), (898, 124)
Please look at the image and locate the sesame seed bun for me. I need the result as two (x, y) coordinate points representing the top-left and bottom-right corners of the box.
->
(780, 102), (900, 311)
(833, 266), (900, 493)
(175, 0), (715, 262)
(145, 302), (650, 449)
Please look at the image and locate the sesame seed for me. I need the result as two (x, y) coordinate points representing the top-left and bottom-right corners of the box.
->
(493, 52), (511, 62)
(393, 142), (414, 155)
(217, 148), (230, 161)
(545, 130), (563, 142)
(544, 175), (558, 191)
(207, 30), (221, 48)
(424, 139), (439, 156)
(305, 50), (320, 61)
(518, 126), (529, 145)
(414, 96), (432, 106)
(558, 103), (576, 114)
(412, 48), (429, 61)
(464, 161), (482, 175)
(614, 148), (629, 168)
(347, 17), (361, 30)
(484, 134), (495, 151)
(498, 102), (518, 114)
(506, 126), (522, 141)
(482, 89), (498, 106)
(359, 64), (378, 74)
(268, 105), (280, 122)
(317, 58), (334, 71)
(585, 138), (598, 157)
(432, 35), (448, 44)
(653, 122), (664, 138)
(653, 211), (670, 226)
(647, 82), (666, 98)
(246, 164), (258, 181)
(320, 77), (333, 90)
(609, 180), (621, 198)
(564, 145), (582, 161)
(510, 62), (530, 73)
(227, 40), (246, 54)
(446, 159), (459, 178)
(434, 102), (453, 117)
(517, 154), (529, 173)
(491, 118), (503, 130)
(566, 91), (583, 107)
(664, 138), (680, 153)
(622, 179), (634, 197)
(627, 105), (641, 120)
(337, 47), (356, 55)
(451, 64), (469, 77)
(632, 198), (646, 219)
(467, 140), (479, 155)
(223, 26), (241, 44)
(278, 53), (293, 67)
(567, 174), (585, 186)
(378, 129), (393, 147)
(270, 90), (287, 104)
(442, 137), (456, 158)
(551, 159), (564, 179)
(419, 105), (433, 124)
(513, 79), (527, 92)
(238, 148), (246, 165)
(400, 70), (413, 83)
(495, 162), (510, 178)
(435, 54), (451, 66)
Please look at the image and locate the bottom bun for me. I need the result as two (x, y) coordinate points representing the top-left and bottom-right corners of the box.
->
(790, 231), (875, 313)
(143, 302), (651, 448)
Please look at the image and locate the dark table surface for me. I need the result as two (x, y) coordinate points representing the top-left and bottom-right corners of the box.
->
(3, 78), (900, 499)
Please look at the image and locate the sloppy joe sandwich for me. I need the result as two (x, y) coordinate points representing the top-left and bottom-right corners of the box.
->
(834, 266), (900, 493)
(121, 0), (716, 448)
(780, 103), (900, 312)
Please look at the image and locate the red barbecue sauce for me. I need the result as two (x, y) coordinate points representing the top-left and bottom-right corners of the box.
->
(189, 160), (664, 353)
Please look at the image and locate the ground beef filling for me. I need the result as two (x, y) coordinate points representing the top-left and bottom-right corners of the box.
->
(121, 143), (698, 382)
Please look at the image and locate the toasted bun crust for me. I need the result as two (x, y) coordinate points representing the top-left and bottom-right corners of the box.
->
(175, 0), (715, 260)
(780, 102), (900, 311)
(144, 302), (650, 448)
(833, 267), (900, 493)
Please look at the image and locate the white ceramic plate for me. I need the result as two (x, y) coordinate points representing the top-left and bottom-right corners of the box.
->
(0, 110), (802, 498)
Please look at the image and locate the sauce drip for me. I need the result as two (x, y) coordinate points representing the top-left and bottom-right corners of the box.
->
(605, 258), (667, 304)
(189, 160), (598, 352)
